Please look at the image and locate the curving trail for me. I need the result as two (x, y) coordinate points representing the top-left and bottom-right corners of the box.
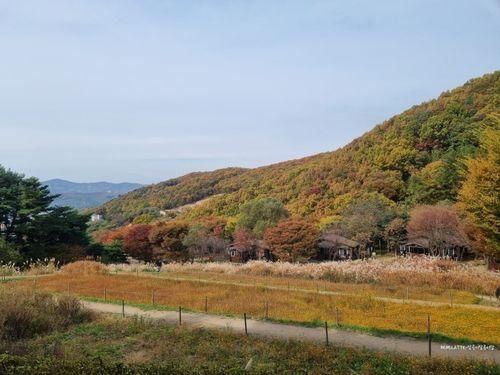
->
(82, 300), (500, 363)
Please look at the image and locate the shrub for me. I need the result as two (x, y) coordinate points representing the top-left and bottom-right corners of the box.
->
(0, 290), (93, 341)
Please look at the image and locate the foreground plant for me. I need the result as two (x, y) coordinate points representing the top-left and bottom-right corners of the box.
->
(0, 289), (93, 341)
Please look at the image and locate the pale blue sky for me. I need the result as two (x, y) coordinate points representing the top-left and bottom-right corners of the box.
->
(0, 0), (499, 183)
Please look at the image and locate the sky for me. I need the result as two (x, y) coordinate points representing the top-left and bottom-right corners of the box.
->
(0, 1), (499, 184)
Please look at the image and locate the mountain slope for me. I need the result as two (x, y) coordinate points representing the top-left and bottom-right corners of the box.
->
(98, 71), (499, 224)
(44, 179), (142, 209)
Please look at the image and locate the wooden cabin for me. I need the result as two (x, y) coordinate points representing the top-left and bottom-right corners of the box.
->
(400, 237), (470, 260)
(227, 240), (272, 263)
(399, 238), (429, 255)
(318, 233), (361, 260)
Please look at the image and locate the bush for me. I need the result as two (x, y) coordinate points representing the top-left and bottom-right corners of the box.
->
(0, 290), (93, 341)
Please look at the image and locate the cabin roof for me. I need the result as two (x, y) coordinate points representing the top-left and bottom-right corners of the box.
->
(402, 237), (430, 248)
(319, 232), (359, 248)
(403, 236), (470, 249)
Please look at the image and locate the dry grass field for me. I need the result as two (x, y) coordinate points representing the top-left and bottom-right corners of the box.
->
(15, 266), (500, 345)
(135, 270), (480, 305)
(109, 256), (500, 296)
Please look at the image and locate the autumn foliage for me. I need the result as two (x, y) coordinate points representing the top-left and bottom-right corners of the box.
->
(407, 205), (468, 255)
(97, 72), (499, 226)
(458, 124), (500, 264)
(264, 218), (319, 262)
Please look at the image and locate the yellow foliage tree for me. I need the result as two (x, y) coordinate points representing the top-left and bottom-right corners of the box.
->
(458, 121), (500, 267)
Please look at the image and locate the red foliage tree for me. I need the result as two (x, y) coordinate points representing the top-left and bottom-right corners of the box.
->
(121, 224), (153, 261)
(148, 221), (190, 261)
(232, 229), (255, 252)
(264, 218), (319, 262)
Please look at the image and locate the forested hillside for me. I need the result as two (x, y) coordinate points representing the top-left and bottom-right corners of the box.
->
(98, 72), (499, 225)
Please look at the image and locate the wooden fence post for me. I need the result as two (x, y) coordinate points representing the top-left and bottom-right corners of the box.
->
(104, 288), (107, 302)
(244, 313), (248, 336)
(336, 308), (340, 326)
(179, 306), (182, 325)
(427, 314), (432, 357)
(205, 296), (208, 313)
(122, 300), (125, 317)
(152, 290), (155, 306)
(325, 321), (329, 346)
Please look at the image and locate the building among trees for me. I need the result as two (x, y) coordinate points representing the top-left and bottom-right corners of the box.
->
(318, 232), (361, 260)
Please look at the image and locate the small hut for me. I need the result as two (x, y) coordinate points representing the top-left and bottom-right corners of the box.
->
(399, 237), (429, 255)
(400, 237), (470, 260)
(318, 233), (360, 260)
(227, 240), (272, 263)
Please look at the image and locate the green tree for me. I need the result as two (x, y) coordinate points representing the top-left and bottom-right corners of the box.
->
(337, 193), (397, 249)
(102, 241), (128, 264)
(0, 166), (89, 263)
(0, 237), (21, 263)
(236, 198), (289, 238)
(407, 160), (451, 204)
(182, 224), (210, 261)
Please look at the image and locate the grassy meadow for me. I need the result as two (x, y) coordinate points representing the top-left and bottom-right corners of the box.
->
(15, 268), (500, 345)
(1, 313), (499, 375)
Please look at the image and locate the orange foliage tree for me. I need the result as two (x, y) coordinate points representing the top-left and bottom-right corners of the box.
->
(121, 224), (153, 261)
(407, 205), (468, 256)
(264, 218), (319, 262)
(148, 221), (190, 261)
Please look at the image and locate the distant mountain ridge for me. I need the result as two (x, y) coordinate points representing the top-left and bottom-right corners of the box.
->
(44, 179), (142, 209)
(96, 71), (499, 225)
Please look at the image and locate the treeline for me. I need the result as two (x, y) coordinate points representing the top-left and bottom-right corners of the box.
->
(93, 188), (493, 264)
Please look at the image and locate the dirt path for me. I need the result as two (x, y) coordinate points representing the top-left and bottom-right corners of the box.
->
(125, 272), (500, 312)
(82, 300), (500, 363)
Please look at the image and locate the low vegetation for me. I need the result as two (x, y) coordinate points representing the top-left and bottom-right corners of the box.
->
(17, 269), (500, 344)
(0, 289), (93, 341)
(0, 316), (498, 374)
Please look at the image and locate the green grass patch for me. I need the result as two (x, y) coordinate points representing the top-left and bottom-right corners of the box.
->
(77, 296), (498, 347)
(0, 317), (497, 375)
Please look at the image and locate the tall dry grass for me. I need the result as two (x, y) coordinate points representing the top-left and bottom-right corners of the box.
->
(158, 256), (500, 295)
(0, 258), (59, 277)
(61, 261), (108, 276)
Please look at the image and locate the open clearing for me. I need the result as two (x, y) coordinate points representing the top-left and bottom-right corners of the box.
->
(16, 272), (500, 345)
